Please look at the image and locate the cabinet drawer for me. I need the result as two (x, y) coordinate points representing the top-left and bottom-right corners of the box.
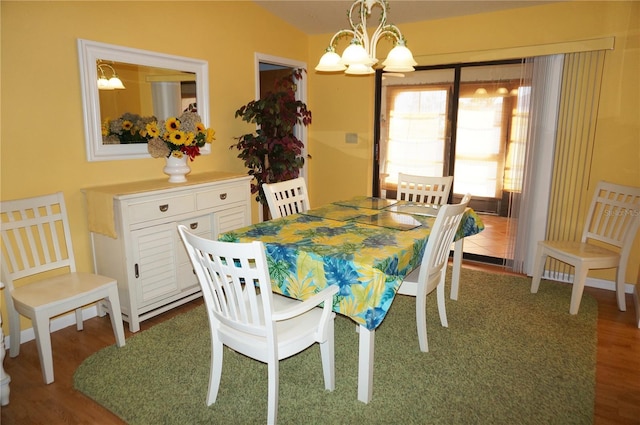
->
(197, 185), (245, 210)
(128, 194), (195, 224)
(177, 214), (212, 234)
(176, 215), (212, 264)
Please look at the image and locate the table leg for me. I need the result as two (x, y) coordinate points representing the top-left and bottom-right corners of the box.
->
(451, 238), (464, 300)
(357, 324), (375, 403)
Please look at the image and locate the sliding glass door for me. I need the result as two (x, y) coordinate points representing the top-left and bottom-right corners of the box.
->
(374, 60), (527, 263)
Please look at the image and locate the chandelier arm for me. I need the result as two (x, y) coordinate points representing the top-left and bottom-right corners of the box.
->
(369, 25), (402, 63)
(350, 0), (364, 32)
(328, 29), (357, 50)
(377, 25), (403, 43)
(353, 22), (368, 52)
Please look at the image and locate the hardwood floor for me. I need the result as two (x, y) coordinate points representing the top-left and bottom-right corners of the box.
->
(1, 263), (639, 425)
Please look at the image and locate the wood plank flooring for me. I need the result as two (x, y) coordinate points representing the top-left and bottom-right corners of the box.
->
(1, 263), (639, 425)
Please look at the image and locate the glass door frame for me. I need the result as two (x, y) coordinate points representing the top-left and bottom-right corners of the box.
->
(372, 59), (523, 197)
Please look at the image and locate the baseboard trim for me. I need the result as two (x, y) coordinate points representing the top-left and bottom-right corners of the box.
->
(540, 271), (636, 294)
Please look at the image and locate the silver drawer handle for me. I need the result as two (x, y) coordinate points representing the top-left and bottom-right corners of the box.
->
(159, 204), (169, 212)
(190, 222), (199, 230)
(219, 193), (227, 200)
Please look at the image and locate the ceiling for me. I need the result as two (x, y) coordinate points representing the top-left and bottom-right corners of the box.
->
(253, 0), (557, 35)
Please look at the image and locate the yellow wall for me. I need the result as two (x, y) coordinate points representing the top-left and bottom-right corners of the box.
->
(0, 1), (308, 330)
(2, 1), (639, 332)
(307, 1), (639, 284)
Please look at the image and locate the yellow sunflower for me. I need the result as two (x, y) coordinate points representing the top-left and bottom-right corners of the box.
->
(169, 130), (187, 146)
(165, 117), (180, 132)
(205, 128), (216, 143)
(145, 122), (160, 138)
(184, 132), (195, 146)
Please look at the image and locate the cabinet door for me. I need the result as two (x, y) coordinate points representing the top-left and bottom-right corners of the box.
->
(131, 222), (181, 308)
(176, 214), (213, 291)
(214, 205), (250, 238)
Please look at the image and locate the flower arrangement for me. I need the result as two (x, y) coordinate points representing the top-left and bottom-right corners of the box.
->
(102, 113), (156, 144)
(146, 111), (215, 160)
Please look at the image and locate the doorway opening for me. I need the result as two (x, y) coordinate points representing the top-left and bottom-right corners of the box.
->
(255, 53), (308, 221)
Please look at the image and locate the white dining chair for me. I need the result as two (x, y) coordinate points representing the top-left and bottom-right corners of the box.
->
(0, 192), (126, 384)
(262, 177), (311, 219)
(396, 194), (471, 352)
(177, 225), (338, 424)
(397, 173), (454, 205)
(531, 181), (640, 314)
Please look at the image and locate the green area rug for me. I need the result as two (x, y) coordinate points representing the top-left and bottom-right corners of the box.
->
(74, 267), (597, 424)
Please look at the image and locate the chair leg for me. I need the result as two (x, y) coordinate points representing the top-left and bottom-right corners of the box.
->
(74, 308), (83, 331)
(569, 266), (589, 315)
(436, 281), (448, 328)
(96, 300), (107, 317)
(531, 245), (547, 294)
(319, 320), (335, 391)
(415, 291), (429, 353)
(615, 267), (627, 312)
(105, 288), (126, 347)
(7, 308), (21, 358)
(207, 339), (223, 406)
(33, 315), (54, 384)
(266, 358), (279, 425)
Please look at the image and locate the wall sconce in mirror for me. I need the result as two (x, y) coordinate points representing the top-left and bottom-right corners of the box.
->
(97, 61), (125, 90)
(78, 39), (210, 161)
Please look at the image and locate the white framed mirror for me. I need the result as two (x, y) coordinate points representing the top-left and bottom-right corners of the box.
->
(78, 39), (210, 161)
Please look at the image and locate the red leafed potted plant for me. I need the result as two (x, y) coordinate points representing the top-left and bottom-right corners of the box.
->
(232, 68), (311, 216)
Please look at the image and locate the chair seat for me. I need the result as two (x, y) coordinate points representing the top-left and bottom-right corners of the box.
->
(11, 272), (117, 313)
(218, 293), (333, 361)
(539, 240), (620, 267)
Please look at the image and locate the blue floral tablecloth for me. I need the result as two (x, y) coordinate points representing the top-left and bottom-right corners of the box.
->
(219, 197), (484, 330)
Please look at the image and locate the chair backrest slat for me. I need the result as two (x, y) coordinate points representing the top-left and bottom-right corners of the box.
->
(178, 226), (274, 338)
(263, 177), (310, 219)
(1, 192), (76, 288)
(582, 181), (640, 250)
(397, 173), (453, 205)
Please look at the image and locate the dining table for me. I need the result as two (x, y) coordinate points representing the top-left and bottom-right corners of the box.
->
(219, 196), (484, 403)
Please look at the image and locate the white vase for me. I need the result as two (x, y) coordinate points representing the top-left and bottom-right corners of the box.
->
(163, 155), (191, 183)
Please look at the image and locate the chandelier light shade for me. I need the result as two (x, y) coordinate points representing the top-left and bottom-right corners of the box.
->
(315, 0), (417, 75)
(97, 62), (125, 90)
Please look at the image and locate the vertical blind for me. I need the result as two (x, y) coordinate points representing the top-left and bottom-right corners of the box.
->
(544, 50), (606, 280)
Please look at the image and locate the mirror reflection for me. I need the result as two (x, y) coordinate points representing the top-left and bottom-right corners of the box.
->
(98, 61), (197, 145)
(78, 38), (209, 161)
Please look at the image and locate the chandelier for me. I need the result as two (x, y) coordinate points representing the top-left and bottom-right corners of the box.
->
(315, 0), (417, 75)
(97, 61), (125, 90)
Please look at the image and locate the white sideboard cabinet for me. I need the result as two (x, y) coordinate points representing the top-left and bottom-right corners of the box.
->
(83, 172), (252, 332)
